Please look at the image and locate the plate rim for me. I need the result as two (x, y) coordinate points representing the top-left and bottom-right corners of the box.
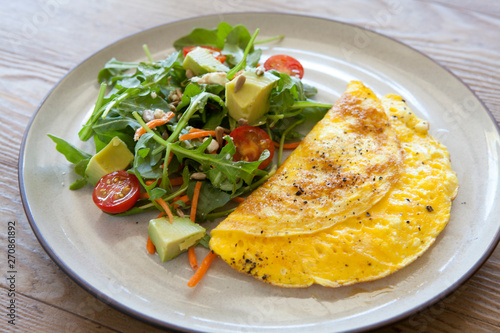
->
(18, 11), (500, 333)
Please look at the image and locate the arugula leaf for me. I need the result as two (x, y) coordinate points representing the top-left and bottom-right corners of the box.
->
(149, 187), (167, 200)
(303, 82), (318, 98)
(69, 178), (88, 190)
(173, 22), (233, 50)
(223, 25), (261, 68)
(173, 22), (262, 70)
(79, 51), (183, 142)
(176, 83), (203, 110)
(187, 180), (231, 221)
(47, 134), (91, 189)
(133, 133), (164, 179)
(264, 70), (331, 129)
(167, 91), (226, 142)
(175, 83), (227, 130)
(169, 136), (267, 193)
(98, 58), (139, 85)
(268, 70), (304, 112)
(47, 134), (91, 164)
(132, 168), (165, 212)
(226, 28), (260, 80)
(198, 234), (211, 248)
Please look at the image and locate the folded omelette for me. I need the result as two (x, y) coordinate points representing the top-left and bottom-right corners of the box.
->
(209, 81), (459, 288)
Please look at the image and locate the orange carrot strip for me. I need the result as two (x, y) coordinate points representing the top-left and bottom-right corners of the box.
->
(146, 236), (156, 254)
(273, 141), (301, 149)
(173, 195), (191, 209)
(159, 153), (174, 170)
(139, 192), (150, 200)
(134, 111), (175, 141)
(179, 131), (217, 141)
(145, 179), (160, 186)
(155, 198), (174, 224)
(187, 251), (217, 287)
(188, 247), (198, 271)
(190, 181), (202, 222)
(157, 212), (165, 218)
(188, 128), (205, 133)
(169, 176), (184, 186)
(231, 196), (245, 203)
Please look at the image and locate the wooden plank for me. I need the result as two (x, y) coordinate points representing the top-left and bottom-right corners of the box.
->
(0, 287), (118, 332)
(1, 0), (499, 332)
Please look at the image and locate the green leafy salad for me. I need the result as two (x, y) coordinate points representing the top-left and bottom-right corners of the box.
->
(48, 22), (331, 268)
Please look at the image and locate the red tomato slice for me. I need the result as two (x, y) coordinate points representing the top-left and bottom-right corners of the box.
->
(229, 125), (274, 169)
(183, 46), (227, 63)
(263, 54), (304, 79)
(92, 170), (140, 214)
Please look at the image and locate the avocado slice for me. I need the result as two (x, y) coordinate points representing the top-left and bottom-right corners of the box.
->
(85, 136), (134, 185)
(148, 216), (206, 262)
(225, 68), (279, 124)
(182, 47), (229, 76)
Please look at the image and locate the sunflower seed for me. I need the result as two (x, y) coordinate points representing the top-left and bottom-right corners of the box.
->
(234, 74), (246, 93)
(185, 69), (194, 79)
(238, 118), (248, 126)
(190, 172), (207, 180)
(176, 208), (185, 218)
(215, 126), (227, 147)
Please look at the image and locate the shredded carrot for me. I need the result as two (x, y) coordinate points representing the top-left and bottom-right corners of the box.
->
(159, 153), (174, 169)
(157, 212), (165, 218)
(173, 194), (191, 208)
(139, 192), (150, 200)
(134, 111), (175, 141)
(169, 176), (184, 186)
(231, 196), (246, 203)
(187, 251), (217, 287)
(146, 236), (156, 254)
(167, 152), (174, 165)
(144, 174), (182, 189)
(155, 198), (174, 223)
(179, 130), (217, 141)
(173, 194), (190, 202)
(188, 247), (198, 270)
(185, 181), (202, 276)
(190, 181), (202, 222)
(145, 179), (160, 186)
(273, 141), (301, 149)
(188, 128), (206, 133)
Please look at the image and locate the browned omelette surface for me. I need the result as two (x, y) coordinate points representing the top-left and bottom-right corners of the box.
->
(214, 81), (404, 236)
(209, 82), (458, 288)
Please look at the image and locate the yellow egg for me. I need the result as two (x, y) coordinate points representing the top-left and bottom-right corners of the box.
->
(209, 81), (459, 288)
(214, 81), (404, 237)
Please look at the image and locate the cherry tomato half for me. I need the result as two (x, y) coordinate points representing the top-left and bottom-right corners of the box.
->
(230, 125), (274, 169)
(263, 54), (304, 79)
(93, 170), (140, 214)
(183, 46), (227, 64)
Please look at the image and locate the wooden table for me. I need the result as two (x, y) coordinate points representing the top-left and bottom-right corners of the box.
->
(2, 0), (499, 331)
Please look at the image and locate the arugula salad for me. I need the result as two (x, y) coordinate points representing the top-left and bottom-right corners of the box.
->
(48, 22), (331, 275)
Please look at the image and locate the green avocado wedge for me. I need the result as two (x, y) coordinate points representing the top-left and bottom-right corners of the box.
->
(148, 216), (206, 262)
(225, 68), (279, 124)
(85, 136), (134, 185)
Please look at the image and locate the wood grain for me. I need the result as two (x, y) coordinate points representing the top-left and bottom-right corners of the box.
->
(1, 0), (499, 332)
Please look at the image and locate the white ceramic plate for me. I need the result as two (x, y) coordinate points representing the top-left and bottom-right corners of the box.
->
(19, 13), (500, 332)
